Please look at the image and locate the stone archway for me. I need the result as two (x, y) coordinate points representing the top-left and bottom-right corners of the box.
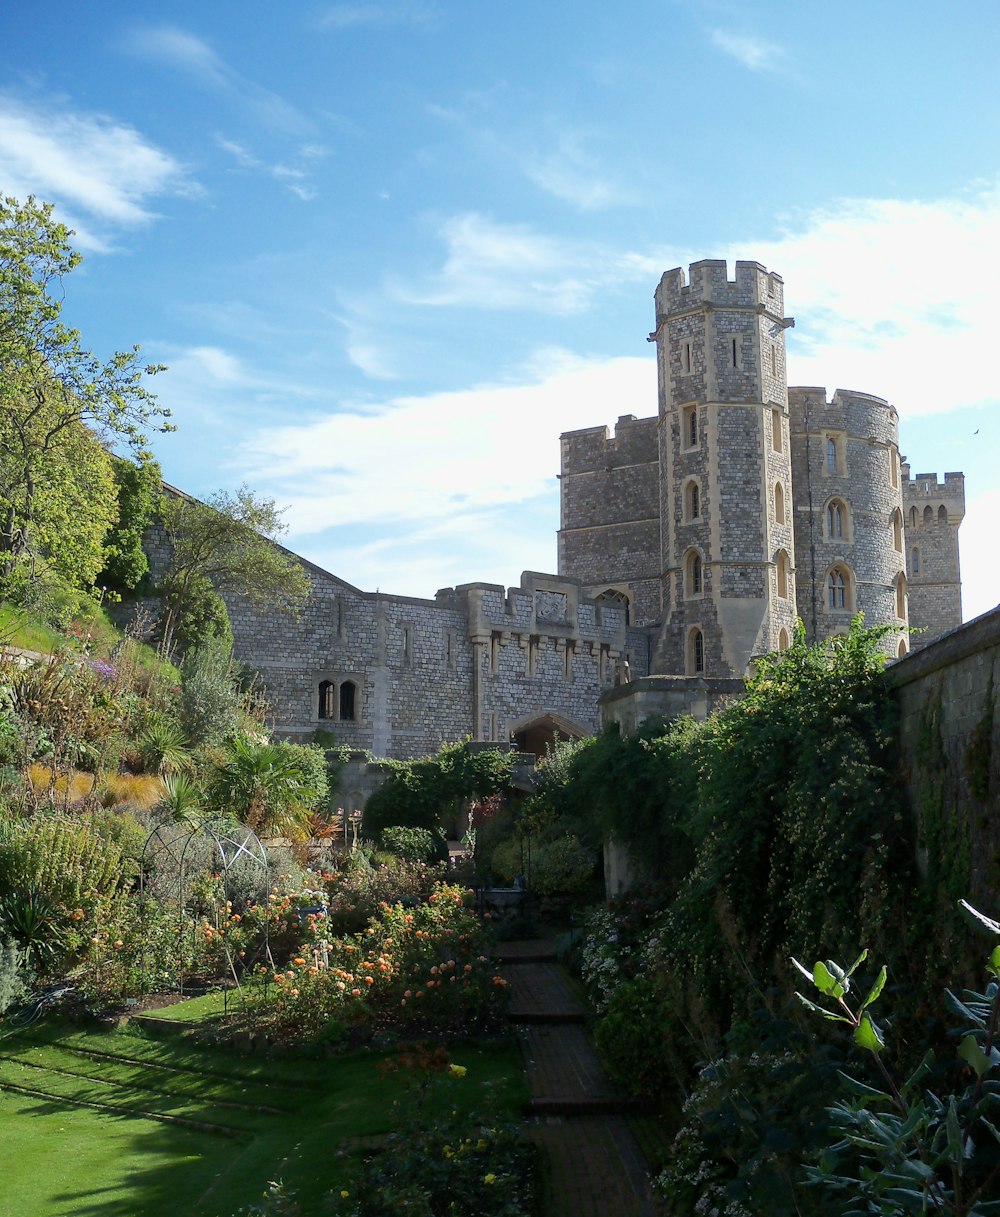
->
(509, 711), (589, 760)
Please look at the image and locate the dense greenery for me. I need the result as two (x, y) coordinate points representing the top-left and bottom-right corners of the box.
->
(362, 738), (514, 847)
(565, 620), (976, 1217)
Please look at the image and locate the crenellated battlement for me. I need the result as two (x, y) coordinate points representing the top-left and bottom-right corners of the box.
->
(903, 467), (966, 514)
(654, 258), (783, 320)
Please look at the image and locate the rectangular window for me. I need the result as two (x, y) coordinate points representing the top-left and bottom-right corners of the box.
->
(730, 336), (738, 368)
(683, 340), (692, 374)
(402, 626), (412, 666)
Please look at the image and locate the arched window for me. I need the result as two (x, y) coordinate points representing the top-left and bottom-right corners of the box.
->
(683, 405), (698, 449)
(827, 566), (850, 610)
(923, 505), (933, 527)
(892, 509), (902, 552)
(909, 506), (917, 529)
(596, 588), (631, 627)
(685, 550), (703, 598)
(826, 498), (846, 541)
(776, 549), (789, 599)
(826, 437), (838, 473)
(897, 639), (908, 658)
(895, 574), (907, 621)
(689, 627), (705, 675)
(684, 479), (701, 521)
(339, 681), (357, 722)
(938, 504), (948, 526)
(318, 680), (335, 720)
(778, 627), (790, 652)
(910, 546), (920, 575)
(774, 482), (785, 525)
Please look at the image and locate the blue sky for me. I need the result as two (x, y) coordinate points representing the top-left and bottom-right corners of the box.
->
(3, 1), (999, 620)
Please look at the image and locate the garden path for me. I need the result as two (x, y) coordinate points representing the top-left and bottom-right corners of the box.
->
(496, 939), (659, 1217)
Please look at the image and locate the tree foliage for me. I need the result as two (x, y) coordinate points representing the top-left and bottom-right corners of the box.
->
(158, 486), (310, 654)
(100, 452), (162, 594)
(0, 195), (170, 601)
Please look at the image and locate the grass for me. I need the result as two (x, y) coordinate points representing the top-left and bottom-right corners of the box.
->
(0, 603), (65, 654)
(143, 990), (240, 1023)
(0, 1017), (527, 1217)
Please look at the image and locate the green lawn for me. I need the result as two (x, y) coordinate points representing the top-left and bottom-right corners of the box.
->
(0, 1018), (527, 1217)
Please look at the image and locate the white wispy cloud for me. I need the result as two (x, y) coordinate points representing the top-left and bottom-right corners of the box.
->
(743, 182), (1000, 417)
(522, 134), (631, 211)
(215, 135), (321, 200)
(388, 213), (648, 314)
(236, 351), (655, 538)
(122, 26), (312, 136)
(709, 29), (787, 73)
(317, 2), (440, 31)
(0, 94), (189, 249)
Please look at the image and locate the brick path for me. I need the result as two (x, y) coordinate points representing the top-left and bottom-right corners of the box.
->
(495, 940), (659, 1217)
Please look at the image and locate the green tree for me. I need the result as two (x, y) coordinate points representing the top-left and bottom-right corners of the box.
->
(158, 486), (310, 655)
(100, 451), (163, 594)
(0, 195), (170, 599)
(0, 412), (119, 613)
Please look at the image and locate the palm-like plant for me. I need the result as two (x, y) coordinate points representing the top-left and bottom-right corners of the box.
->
(157, 772), (206, 827)
(0, 886), (66, 974)
(210, 738), (317, 836)
(138, 719), (193, 776)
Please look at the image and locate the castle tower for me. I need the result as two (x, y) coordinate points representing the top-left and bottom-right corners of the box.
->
(650, 259), (797, 677)
(902, 465), (964, 647)
(558, 413), (662, 628)
(788, 388), (908, 656)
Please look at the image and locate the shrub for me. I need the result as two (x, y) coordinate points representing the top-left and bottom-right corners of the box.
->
(381, 825), (442, 864)
(0, 938), (26, 1012)
(179, 639), (241, 746)
(250, 881), (508, 1045)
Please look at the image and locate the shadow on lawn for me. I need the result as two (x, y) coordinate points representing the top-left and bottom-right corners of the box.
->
(2, 1021), (368, 1217)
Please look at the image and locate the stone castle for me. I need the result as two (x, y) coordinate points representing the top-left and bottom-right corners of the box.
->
(180, 259), (964, 799)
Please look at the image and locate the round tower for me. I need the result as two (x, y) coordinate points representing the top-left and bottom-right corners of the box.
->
(788, 387), (907, 656)
(650, 259), (797, 677)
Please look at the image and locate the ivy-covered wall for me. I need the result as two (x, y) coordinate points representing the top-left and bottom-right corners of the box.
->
(887, 605), (1000, 912)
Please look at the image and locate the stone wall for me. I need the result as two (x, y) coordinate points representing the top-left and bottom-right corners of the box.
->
(886, 605), (1000, 911)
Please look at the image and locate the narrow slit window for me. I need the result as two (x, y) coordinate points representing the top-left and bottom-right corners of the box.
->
(692, 629), (705, 674)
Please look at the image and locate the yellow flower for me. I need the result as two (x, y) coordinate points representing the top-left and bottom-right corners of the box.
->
(449, 1064), (467, 1078)
(484, 1173), (496, 1184)
(340, 1190), (350, 1198)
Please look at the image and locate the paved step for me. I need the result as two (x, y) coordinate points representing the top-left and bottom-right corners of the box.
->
(504, 961), (586, 1023)
(528, 1115), (659, 1217)
(493, 939), (558, 964)
(499, 940), (659, 1216)
(519, 1024), (627, 1112)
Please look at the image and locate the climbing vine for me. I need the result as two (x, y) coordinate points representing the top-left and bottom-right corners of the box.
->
(361, 739), (514, 845)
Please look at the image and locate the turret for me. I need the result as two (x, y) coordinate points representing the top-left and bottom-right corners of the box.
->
(902, 467), (964, 645)
(651, 259), (797, 676)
